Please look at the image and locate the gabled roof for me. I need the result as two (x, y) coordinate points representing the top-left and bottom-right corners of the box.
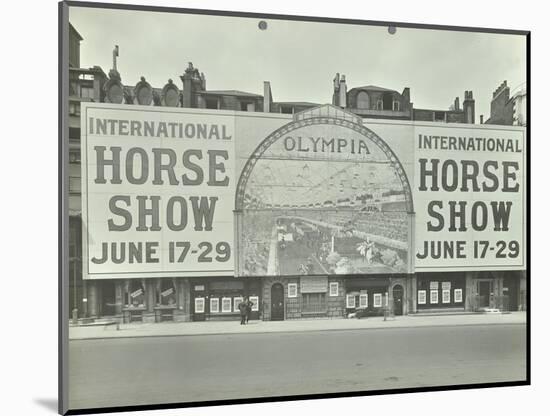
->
(293, 104), (363, 125)
(275, 101), (319, 106)
(69, 23), (83, 41)
(200, 89), (263, 98)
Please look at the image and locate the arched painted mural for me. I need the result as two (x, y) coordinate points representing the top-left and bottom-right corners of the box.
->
(236, 105), (412, 277)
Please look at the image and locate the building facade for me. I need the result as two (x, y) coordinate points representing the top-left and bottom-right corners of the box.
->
(67, 25), (527, 323)
(485, 80), (527, 126)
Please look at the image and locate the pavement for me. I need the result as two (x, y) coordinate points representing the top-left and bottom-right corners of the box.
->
(68, 311), (526, 340)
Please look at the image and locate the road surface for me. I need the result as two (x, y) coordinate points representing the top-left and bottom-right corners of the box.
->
(68, 324), (526, 410)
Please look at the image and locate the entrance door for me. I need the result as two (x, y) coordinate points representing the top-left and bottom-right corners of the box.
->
(478, 281), (492, 307)
(503, 275), (519, 311)
(100, 281), (116, 317)
(392, 285), (404, 316)
(271, 283), (284, 321)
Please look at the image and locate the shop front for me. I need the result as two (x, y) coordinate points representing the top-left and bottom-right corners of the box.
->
(465, 270), (525, 312)
(344, 276), (391, 317)
(190, 277), (262, 321)
(119, 278), (190, 323)
(415, 273), (466, 312)
(261, 275), (345, 320)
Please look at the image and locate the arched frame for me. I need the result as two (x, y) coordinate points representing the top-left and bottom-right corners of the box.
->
(234, 116), (414, 213)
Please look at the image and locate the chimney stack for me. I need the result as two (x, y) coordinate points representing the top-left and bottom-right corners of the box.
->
(339, 74), (347, 108)
(263, 81), (272, 113)
(463, 90), (475, 124)
(332, 73), (340, 106)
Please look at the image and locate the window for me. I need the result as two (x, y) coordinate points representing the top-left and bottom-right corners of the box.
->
(302, 293), (327, 313)
(288, 283), (298, 298)
(357, 91), (370, 109)
(128, 282), (145, 307)
(329, 282), (339, 297)
(194, 297), (205, 313)
(210, 297), (219, 313)
(69, 151), (80, 164)
(359, 293), (368, 308)
(434, 111), (446, 122)
(393, 101), (400, 111)
(373, 293), (382, 307)
(241, 101), (255, 112)
(69, 177), (81, 194)
(442, 290), (451, 304)
(80, 86), (94, 99)
(280, 106), (293, 114)
(205, 98), (218, 109)
(430, 290), (439, 304)
(454, 289), (463, 303)
(249, 296), (259, 312)
(222, 297), (232, 313)
(69, 102), (81, 116)
(159, 280), (176, 306)
(418, 290), (427, 305)
(233, 296), (243, 312)
(376, 100), (383, 110)
(346, 294), (356, 308)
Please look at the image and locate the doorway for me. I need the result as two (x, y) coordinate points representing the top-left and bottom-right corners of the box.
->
(392, 284), (404, 316)
(478, 281), (493, 308)
(271, 283), (284, 321)
(503, 274), (519, 311)
(100, 281), (116, 317)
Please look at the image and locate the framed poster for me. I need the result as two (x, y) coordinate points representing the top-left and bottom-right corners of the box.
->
(210, 297), (220, 313)
(418, 290), (427, 305)
(59, 1), (529, 414)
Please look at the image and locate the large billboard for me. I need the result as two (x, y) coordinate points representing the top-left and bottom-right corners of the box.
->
(236, 112), (414, 277)
(413, 124), (526, 272)
(81, 104), (236, 279)
(81, 103), (526, 279)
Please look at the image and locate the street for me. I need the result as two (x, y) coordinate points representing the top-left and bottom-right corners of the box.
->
(68, 323), (526, 410)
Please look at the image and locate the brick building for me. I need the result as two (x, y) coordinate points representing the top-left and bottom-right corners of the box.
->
(485, 80), (527, 126)
(332, 73), (476, 124)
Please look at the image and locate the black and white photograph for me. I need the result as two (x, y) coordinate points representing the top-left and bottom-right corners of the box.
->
(57, 1), (530, 414)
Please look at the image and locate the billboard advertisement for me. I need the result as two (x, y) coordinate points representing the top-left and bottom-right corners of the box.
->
(81, 104), (236, 279)
(413, 124), (526, 272)
(81, 103), (526, 279)
(236, 112), (414, 277)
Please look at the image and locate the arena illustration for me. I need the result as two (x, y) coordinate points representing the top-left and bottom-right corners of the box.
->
(236, 106), (412, 277)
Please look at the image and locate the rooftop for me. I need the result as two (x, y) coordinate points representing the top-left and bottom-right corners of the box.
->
(349, 85), (398, 93)
(200, 89), (263, 97)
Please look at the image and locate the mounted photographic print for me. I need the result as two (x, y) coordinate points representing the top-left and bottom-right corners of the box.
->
(59, 1), (529, 414)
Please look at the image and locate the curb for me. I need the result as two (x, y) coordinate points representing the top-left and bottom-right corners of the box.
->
(68, 320), (526, 341)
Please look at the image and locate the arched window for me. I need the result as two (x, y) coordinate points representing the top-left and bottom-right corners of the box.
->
(356, 91), (370, 109)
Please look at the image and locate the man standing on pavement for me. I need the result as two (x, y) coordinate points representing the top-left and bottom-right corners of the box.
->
(245, 297), (254, 323)
(238, 298), (248, 325)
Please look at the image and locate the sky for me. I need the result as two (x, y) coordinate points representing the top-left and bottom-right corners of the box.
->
(69, 6), (527, 121)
